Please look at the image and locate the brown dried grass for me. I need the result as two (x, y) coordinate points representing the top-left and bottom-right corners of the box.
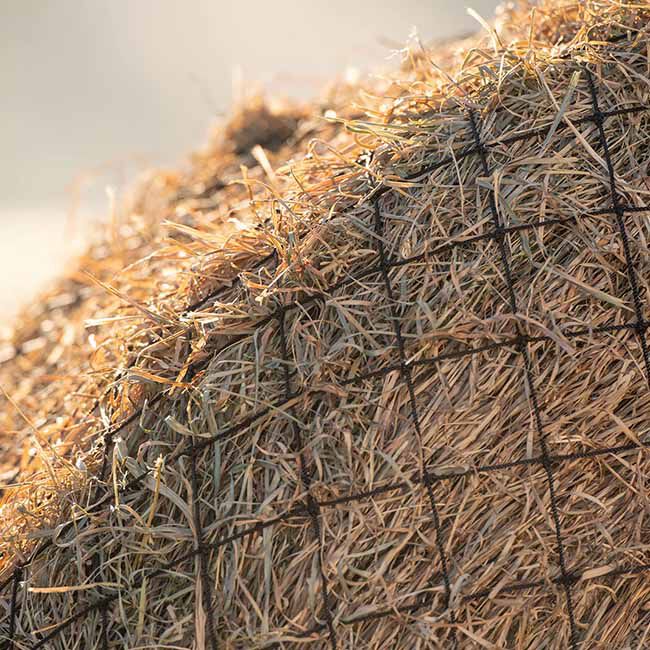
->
(2, 1), (650, 648)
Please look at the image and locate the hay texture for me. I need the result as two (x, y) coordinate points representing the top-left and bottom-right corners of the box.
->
(2, 1), (650, 648)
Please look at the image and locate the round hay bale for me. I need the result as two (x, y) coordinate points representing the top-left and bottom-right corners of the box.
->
(2, 1), (650, 648)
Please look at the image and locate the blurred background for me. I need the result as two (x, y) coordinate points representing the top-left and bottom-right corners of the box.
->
(1, 0), (498, 321)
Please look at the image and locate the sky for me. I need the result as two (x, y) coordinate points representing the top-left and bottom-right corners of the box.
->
(0, 0), (498, 319)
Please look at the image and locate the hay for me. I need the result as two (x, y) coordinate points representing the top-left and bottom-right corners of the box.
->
(2, 1), (650, 647)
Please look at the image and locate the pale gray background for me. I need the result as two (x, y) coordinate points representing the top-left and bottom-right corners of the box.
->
(0, 0), (498, 319)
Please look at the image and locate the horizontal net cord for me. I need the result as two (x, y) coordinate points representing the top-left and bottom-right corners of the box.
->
(161, 102), (649, 324)
(21, 452), (650, 649)
(182, 103), (648, 318)
(394, 103), (647, 184)
(192, 317), (647, 454)
(173, 98), (650, 318)
(205, 439), (650, 554)
(185, 197), (650, 380)
(4, 313), (638, 591)
(287, 559), (650, 644)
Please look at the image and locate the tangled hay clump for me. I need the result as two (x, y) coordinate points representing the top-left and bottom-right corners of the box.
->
(2, 1), (650, 648)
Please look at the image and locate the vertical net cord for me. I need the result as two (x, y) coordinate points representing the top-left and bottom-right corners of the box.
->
(7, 567), (21, 649)
(88, 388), (120, 650)
(585, 67), (650, 386)
(100, 608), (107, 650)
(185, 329), (219, 650)
(277, 308), (338, 649)
(468, 110), (579, 649)
(189, 434), (219, 650)
(371, 195), (457, 641)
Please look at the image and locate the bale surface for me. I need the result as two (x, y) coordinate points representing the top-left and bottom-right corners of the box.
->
(2, 1), (650, 648)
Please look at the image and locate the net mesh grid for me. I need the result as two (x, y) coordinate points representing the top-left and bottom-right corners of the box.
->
(1, 64), (650, 649)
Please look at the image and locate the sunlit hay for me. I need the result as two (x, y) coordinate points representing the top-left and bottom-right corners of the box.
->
(2, 1), (650, 648)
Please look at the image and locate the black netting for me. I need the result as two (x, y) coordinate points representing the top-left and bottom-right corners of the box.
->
(2, 65), (650, 650)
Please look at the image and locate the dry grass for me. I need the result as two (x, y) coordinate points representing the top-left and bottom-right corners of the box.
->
(2, 1), (650, 648)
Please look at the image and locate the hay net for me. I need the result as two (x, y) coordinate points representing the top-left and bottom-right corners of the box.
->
(2, 1), (650, 648)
